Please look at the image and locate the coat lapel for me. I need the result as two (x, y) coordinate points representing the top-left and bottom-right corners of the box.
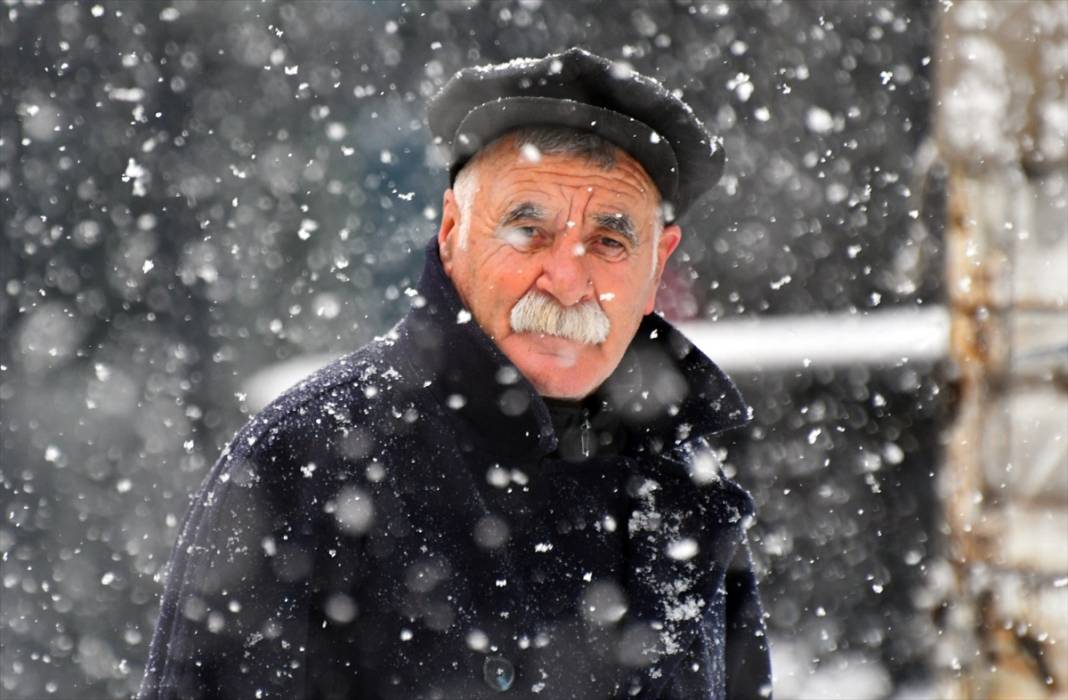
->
(623, 444), (756, 697)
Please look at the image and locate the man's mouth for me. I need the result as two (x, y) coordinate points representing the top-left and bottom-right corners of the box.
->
(514, 333), (582, 367)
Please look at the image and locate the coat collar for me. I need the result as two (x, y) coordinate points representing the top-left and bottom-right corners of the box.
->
(398, 236), (752, 461)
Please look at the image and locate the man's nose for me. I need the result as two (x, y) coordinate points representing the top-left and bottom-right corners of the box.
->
(534, 233), (594, 307)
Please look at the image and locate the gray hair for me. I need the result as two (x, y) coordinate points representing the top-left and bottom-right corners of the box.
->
(503, 125), (619, 169)
(452, 126), (665, 259)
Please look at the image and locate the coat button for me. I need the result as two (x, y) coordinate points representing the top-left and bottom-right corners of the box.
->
(482, 655), (515, 692)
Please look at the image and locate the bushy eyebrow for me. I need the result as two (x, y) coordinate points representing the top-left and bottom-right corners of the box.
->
(593, 212), (638, 247)
(498, 202), (638, 247)
(499, 202), (546, 227)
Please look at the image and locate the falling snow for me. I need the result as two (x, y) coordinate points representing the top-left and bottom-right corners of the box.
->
(3, 1), (1065, 699)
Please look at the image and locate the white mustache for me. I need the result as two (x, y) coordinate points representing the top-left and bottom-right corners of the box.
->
(509, 291), (610, 345)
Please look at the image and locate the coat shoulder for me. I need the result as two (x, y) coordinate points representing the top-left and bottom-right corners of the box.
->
(138, 337), (415, 700)
(242, 332), (414, 450)
(187, 333), (422, 515)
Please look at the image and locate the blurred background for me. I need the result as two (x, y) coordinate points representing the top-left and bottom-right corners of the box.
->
(2, 1), (1065, 698)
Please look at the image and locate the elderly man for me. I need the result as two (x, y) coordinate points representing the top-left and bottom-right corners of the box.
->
(141, 48), (771, 700)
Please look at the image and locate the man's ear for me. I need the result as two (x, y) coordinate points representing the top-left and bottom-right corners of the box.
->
(644, 223), (682, 315)
(436, 189), (460, 275)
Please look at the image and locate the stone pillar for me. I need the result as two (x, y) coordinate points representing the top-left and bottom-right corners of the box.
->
(936, 1), (1068, 698)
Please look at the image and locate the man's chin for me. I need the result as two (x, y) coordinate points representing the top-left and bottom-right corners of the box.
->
(525, 367), (597, 399)
(502, 334), (603, 398)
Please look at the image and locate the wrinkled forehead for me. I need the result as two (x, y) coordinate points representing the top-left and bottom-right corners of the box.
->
(472, 134), (663, 214)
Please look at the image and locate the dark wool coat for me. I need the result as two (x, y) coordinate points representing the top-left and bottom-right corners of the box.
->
(140, 239), (772, 700)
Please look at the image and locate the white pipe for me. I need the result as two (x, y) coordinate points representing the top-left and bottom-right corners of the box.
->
(677, 306), (951, 372)
(243, 306), (954, 411)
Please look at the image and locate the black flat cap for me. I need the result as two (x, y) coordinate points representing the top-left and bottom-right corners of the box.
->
(427, 47), (724, 223)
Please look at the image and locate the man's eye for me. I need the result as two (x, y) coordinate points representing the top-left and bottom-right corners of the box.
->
(499, 225), (540, 249)
(595, 237), (628, 258)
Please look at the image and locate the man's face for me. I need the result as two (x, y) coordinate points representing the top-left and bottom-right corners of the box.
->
(437, 136), (682, 399)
